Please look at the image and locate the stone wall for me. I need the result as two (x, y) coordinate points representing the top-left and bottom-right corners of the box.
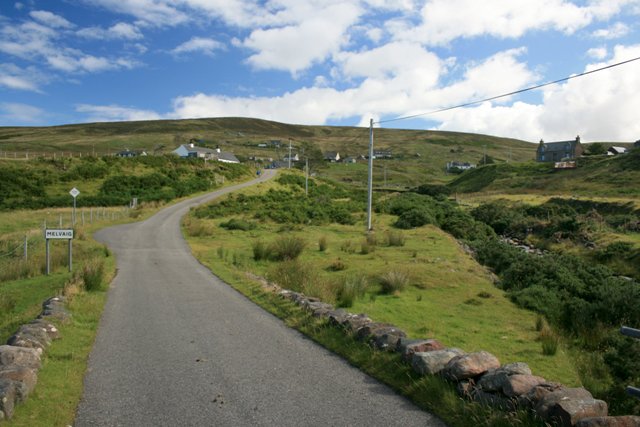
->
(0, 296), (69, 421)
(276, 287), (640, 427)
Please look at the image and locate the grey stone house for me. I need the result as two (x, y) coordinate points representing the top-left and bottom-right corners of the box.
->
(536, 136), (584, 162)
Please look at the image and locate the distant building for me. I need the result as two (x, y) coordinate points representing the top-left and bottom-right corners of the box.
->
(324, 151), (340, 162)
(446, 161), (476, 171)
(607, 146), (628, 155)
(116, 149), (146, 157)
(283, 153), (300, 162)
(173, 144), (239, 163)
(342, 157), (357, 164)
(536, 136), (583, 162)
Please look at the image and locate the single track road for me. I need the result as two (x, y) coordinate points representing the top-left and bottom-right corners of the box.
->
(75, 170), (445, 426)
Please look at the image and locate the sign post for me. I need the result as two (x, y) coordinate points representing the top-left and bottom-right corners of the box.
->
(70, 187), (80, 225)
(44, 229), (74, 274)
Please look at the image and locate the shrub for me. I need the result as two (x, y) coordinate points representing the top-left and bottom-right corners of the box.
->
(340, 240), (355, 253)
(360, 241), (376, 255)
(336, 274), (369, 307)
(82, 258), (104, 291)
(269, 236), (306, 261)
(252, 240), (270, 261)
(385, 230), (406, 247)
(185, 217), (214, 237)
(327, 259), (346, 272)
(220, 218), (257, 231)
(318, 236), (328, 252)
(378, 270), (409, 294)
(394, 208), (436, 229)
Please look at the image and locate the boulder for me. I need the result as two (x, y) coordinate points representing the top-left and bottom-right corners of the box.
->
(535, 387), (607, 425)
(370, 327), (407, 351)
(0, 378), (17, 420)
(17, 324), (52, 346)
(576, 417), (640, 427)
(412, 348), (465, 376)
(355, 323), (395, 341)
(327, 309), (349, 326)
(397, 338), (444, 362)
(0, 346), (41, 370)
(6, 333), (46, 353)
(443, 351), (501, 381)
(519, 382), (564, 409)
(478, 362), (533, 392)
(302, 301), (333, 313)
(0, 366), (37, 402)
(28, 320), (61, 340)
(503, 374), (547, 398)
(341, 314), (372, 333)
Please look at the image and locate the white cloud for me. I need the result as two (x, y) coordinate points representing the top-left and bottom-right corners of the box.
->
(29, 10), (75, 29)
(393, 0), (614, 45)
(592, 22), (630, 39)
(81, 0), (189, 27)
(587, 46), (608, 59)
(171, 37), (225, 56)
(0, 64), (45, 92)
(76, 104), (162, 122)
(0, 102), (46, 124)
(241, 2), (362, 74)
(77, 22), (143, 40)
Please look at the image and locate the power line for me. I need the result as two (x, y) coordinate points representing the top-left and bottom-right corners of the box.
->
(377, 55), (640, 125)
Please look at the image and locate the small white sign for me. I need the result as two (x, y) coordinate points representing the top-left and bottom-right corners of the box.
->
(69, 187), (80, 198)
(45, 229), (74, 239)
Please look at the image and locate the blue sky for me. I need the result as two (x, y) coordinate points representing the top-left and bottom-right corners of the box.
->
(1, 0), (639, 142)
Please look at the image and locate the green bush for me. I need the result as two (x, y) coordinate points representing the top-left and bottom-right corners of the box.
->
(252, 240), (270, 261)
(220, 218), (257, 231)
(394, 207), (436, 229)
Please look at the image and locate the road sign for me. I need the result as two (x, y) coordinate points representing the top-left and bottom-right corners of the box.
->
(45, 229), (74, 239)
(70, 187), (80, 198)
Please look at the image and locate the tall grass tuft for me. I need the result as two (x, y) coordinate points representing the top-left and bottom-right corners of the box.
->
(318, 236), (328, 252)
(378, 270), (409, 294)
(82, 258), (105, 292)
(336, 274), (369, 307)
(539, 326), (559, 356)
(252, 240), (269, 261)
(269, 236), (306, 261)
(385, 230), (406, 247)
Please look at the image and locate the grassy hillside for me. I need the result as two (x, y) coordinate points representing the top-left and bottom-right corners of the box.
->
(0, 117), (535, 186)
(449, 148), (640, 197)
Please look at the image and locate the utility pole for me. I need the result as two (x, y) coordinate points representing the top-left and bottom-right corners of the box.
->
(305, 157), (309, 196)
(367, 118), (374, 232)
(288, 138), (292, 169)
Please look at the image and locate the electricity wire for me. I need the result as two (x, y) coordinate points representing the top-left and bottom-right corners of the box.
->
(376, 55), (640, 125)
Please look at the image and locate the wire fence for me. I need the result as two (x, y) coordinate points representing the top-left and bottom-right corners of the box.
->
(0, 206), (131, 282)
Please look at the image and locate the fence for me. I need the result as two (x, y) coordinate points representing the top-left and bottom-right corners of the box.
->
(621, 326), (640, 399)
(0, 206), (131, 282)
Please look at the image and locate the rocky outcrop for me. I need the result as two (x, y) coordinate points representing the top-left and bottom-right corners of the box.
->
(0, 296), (66, 422)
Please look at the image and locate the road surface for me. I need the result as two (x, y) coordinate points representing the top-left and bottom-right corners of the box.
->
(75, 170), (445, 426)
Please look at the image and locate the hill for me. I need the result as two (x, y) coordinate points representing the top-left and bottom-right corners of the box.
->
(449, 149), (640, 197)
(0, 117), (535, 185)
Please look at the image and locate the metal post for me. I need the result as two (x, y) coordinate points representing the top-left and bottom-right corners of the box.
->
(68, 238), (72, 272)
(73, 196), (77, 225)
(305, 158), (309, 196)
(288, 138), (292, 169)
(366, 118), (374, 231)
(46, 238), (50, 275)
(59, 214), (62, 227)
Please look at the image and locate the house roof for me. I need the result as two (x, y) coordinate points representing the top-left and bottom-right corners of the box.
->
(539, 140), (578, 152)
(218, 151), (240, 162)
(324, 151), (339, 158)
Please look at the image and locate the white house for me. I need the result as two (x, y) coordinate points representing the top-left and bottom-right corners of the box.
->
(173, 144), (240, 163)
(607, 146), (628, 156)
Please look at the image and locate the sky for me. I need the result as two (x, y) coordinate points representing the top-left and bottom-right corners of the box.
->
(1, 0), (639, 142)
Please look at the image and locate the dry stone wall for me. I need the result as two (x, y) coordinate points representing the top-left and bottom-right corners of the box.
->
(0, 296), (69, 422)
(276, 286), (640, 427)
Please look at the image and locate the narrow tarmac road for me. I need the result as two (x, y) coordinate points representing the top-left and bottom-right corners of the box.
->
(75, 170), (445, 426)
